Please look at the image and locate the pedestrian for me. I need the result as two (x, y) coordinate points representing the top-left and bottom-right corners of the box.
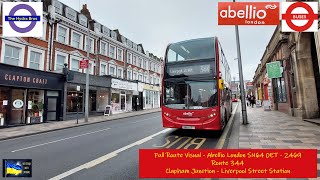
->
(250, 95), (256, 107)
(246, 94), (251, 106)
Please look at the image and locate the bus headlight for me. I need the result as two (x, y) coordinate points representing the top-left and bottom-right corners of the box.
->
(208, 113), (216, 118)
(165, 113), (171, 117)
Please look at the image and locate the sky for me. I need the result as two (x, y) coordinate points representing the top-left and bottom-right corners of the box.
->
(59, 0), (282, 81)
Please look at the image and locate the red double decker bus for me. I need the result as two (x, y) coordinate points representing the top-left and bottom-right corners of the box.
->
(161, 37), (232, 131)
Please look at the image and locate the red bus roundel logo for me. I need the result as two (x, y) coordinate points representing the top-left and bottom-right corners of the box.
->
(281, 2), (318, 32)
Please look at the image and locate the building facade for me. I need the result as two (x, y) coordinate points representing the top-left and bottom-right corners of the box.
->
(253, 21), (320, 119)
(0, 0), (163, 126)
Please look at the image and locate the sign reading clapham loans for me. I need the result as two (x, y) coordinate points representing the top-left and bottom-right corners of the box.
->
(266, 61), (282, 79)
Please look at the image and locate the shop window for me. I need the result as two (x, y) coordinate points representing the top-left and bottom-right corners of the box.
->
(4, 45), (21, 66)
(111, 93), (119, 104)
(67, 91), (83, 112)
(276, 77), (287, 103)
(29, 51), (41, 70)
(27, 90), (45, 123)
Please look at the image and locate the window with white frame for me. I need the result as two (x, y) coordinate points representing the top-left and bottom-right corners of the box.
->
(102, 26), (110, 37)
(88, 63), (93, 75)
(144, 76), (147, 83)
(133, 72), (137, 80)
(55, 54), (66, 71)
(54, 1), (63, 14)
(109, 45), (115, 59)
(138, 74), (143, 81)
(150, 76), (153, 84)
(65, 7), (77, 21)
(111, 31), (117, 40)
(127, 53), (132, 64)
(4, 45), (21, 66)
(127, 70), (132, 80)
(71, 59), (80, 72)
(117, 49), (123, 61)
(109, 66), (116, 77)
(144, 60), (147, 69)
(86, 37), (94, 53)
(133, 56), (137, 65)
(100, 42), (107, 55)
(138, 58), (142, 67)
(29, 51), (41, 70)
(79, 14), (87, 27)
(101, 64), (107, 75)
(117, 68), (123, 78)
(71, 31), (82, 49)
(57, 26), (68, 44)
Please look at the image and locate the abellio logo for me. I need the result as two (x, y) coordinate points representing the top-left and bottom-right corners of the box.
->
(2, 2), (43, 37)
(218, 2), (280, 25)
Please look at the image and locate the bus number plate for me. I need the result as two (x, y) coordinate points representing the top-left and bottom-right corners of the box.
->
(182, 126), (195, 129)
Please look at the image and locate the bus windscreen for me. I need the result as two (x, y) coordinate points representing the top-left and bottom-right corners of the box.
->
(164, 80), (218, 109)
(166, 38), (215, 62)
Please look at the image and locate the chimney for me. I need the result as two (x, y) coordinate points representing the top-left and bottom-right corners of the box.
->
(80, 4), (92, 20)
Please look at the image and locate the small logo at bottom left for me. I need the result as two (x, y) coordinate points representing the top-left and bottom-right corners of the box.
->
(3, 159), (32, 177)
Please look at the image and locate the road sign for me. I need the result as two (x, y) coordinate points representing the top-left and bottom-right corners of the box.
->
(282, 2), (318, 32)
(266, 61), (282, 79)
(80, 59), (89, 69)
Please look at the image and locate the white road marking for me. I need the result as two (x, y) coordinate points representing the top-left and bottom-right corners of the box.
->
(11, 128), (111, 153)
(48, 128), (171, 180)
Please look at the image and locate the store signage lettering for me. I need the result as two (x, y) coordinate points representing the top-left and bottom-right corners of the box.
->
(112, 79), (137, 91)
(4, 74), (48, 85)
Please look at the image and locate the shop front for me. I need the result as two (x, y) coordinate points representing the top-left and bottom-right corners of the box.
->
(143, 84), (160, 109)
(66, 72), (111, 119)
(0, 64), (64, 127)
(132, 82), (143, 111)
(111, 78), (137, 114)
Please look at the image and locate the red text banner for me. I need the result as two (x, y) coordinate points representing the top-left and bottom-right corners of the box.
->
(139, 149), (317, 178)
(218, 2), (280, 25)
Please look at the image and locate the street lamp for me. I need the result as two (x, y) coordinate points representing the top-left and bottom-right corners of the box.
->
(233, 0), (248, 125)
(85, 19), (95, 122)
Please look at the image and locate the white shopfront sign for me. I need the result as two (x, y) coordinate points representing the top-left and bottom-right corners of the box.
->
(111, 79), (137, 91)
(138, 82), (144, 92)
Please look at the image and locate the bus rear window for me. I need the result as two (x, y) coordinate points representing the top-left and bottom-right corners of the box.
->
(167, 38), (215, 62)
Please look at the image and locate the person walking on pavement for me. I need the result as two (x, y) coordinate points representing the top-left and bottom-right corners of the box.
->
(250, 95), (256, 107)
(246, 94), (251, 106)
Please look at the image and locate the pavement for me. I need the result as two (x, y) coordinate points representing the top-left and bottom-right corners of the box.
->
(0, 108), (160, 141)
(233, 103), (320, 180)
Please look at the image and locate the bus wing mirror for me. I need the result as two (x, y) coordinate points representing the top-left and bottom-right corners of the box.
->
(219, 79), (224, 90)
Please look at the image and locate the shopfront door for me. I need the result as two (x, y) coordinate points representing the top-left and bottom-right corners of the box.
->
(10, 89), (26, 125)
(120, 94), (126, 110)
(47, 97), (58, 121)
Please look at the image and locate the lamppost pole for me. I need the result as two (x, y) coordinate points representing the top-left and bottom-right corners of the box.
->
(84, 20), (92, 123)
(233, 0), (248, 125)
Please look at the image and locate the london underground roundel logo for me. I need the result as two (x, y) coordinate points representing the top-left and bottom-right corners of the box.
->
(2, 2), (43, 37)
(281, 2), (318, 32)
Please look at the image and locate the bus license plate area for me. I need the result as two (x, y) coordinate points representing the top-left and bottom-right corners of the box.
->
(182, 126), (195, 130)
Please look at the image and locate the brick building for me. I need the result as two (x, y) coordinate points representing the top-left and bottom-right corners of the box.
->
(0, 0), (163, 126)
